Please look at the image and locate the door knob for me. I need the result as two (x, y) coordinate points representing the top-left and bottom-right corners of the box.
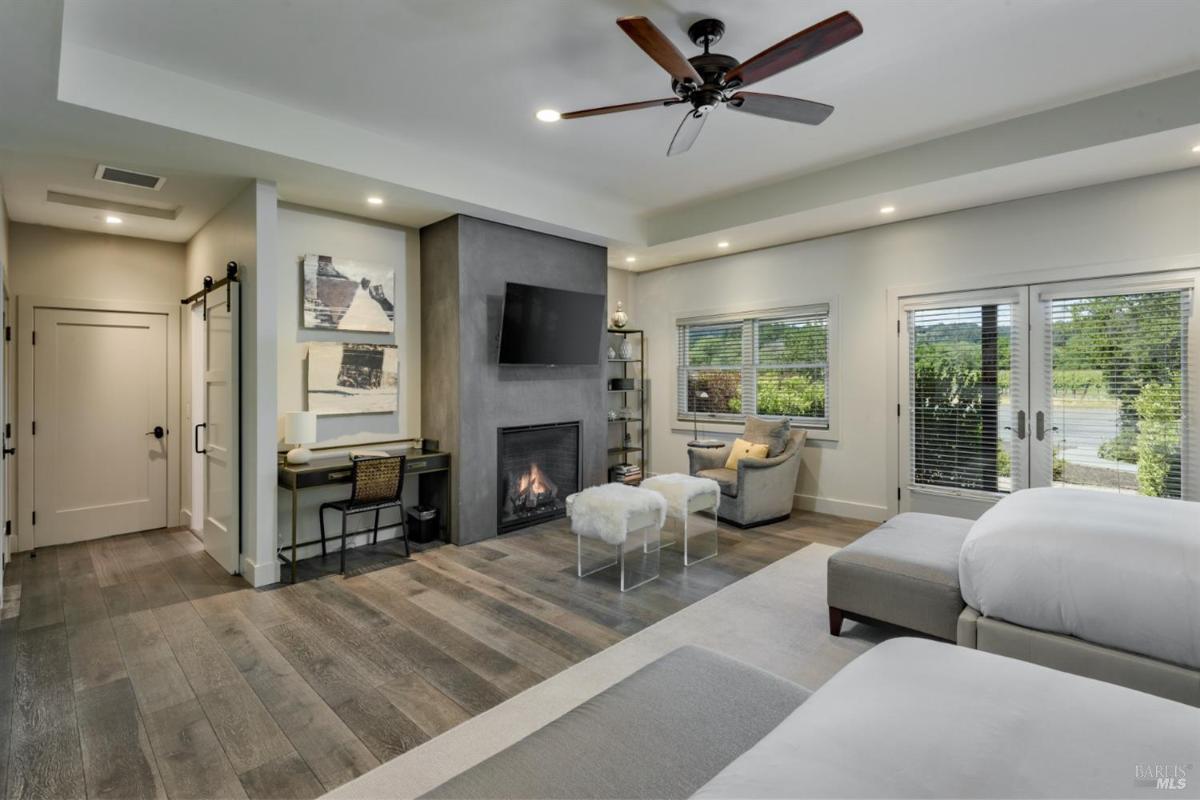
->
(146, 426), (166, 439)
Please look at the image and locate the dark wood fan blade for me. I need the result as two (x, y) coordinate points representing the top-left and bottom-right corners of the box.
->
(728, 92), (834, 125)
(561, 98), (683, 120)
(724, 11), (863, 88)
(667, 109), (707, 157)
(617, 16), (703, 85)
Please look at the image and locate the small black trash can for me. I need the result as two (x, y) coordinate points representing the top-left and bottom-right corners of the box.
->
(407, 506), (440, 544)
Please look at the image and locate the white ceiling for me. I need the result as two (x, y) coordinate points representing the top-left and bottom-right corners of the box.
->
(60, 0), (1200, 212)
(0, 1), (1198, 265)
(0, 150), (246, 242)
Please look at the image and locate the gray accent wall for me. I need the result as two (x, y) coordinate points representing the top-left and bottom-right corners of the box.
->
(421, 215), (607, 545)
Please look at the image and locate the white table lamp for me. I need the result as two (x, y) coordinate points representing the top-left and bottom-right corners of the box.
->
(285, 412), (317, 464)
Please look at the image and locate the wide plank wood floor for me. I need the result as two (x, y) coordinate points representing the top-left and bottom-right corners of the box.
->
(0, 511), (872, 799)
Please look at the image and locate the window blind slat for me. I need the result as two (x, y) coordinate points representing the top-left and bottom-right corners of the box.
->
(678, 306), (831, 426)
(1044, 289), (1191, 499)
(908, 303), (1020, 494)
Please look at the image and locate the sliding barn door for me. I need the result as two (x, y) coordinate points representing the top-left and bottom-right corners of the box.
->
(202, 285), (240, 574)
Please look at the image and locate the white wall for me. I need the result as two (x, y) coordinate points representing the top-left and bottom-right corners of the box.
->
(8, 222), (185, 302)
(273, 203), (420, 562)
(634, 168), (1200, 521)
(184, 179), (279, 586)
(276, 203), (420, 445)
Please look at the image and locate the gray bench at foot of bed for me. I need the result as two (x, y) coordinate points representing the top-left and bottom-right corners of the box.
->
(421, 646), (810, 800)
(827, 512), (972, 641)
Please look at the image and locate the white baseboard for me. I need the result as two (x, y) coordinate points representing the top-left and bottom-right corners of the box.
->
(180, 508), (191, 528)
(240, 554), (279, 588)
(793, 493), (887, 523)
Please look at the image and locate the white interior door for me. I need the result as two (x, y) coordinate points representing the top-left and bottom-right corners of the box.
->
(189, 302), (206, 532)
(33, 308), (168, 545)
(899, 287), (1029, 518)
(202, 285), (239, 574)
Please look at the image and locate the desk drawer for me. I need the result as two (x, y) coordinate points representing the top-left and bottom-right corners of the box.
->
(406, 453), (449, 473)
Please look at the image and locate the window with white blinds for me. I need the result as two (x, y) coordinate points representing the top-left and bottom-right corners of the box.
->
(908, 302), (1022, 494)
(1044, 288), (1191, 499)
(677, 305), (831, 427)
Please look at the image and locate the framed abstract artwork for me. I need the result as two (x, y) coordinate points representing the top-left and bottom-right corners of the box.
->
(306, 342), (399, 415)
(302, 253), (395, 333)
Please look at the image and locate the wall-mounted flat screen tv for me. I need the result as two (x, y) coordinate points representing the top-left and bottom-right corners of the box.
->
(498, 282), (605, 366)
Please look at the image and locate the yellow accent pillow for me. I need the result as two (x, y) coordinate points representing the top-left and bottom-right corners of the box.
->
(725, 438), (769, 470)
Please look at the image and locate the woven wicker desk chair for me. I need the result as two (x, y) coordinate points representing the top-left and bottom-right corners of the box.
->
(319, 454), (409, 574)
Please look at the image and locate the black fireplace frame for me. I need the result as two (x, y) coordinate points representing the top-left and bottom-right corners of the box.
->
(496, 420), (582, 534)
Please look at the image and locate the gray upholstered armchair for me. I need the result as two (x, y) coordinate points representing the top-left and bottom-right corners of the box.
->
(688, 428), (807, 528)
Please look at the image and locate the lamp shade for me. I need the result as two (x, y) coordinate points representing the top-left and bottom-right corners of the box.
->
(284, 411), (317, 445)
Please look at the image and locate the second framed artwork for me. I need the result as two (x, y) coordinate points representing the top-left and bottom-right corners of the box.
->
(307, 342), (399, 415)
(302, 253), (395, 333)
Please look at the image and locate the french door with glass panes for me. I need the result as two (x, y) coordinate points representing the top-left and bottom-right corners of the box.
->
(900, 272), (1197, 518)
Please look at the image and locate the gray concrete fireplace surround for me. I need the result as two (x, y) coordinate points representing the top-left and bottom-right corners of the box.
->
(419, 215), (608, 545)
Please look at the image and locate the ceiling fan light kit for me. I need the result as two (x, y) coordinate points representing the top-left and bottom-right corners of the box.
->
(557, 10), (863, 156)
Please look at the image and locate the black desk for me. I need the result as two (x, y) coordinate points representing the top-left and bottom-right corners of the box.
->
(277, 448), (451, 583)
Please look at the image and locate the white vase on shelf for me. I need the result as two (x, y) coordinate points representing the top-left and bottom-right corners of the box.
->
(619, 338), (635, 360)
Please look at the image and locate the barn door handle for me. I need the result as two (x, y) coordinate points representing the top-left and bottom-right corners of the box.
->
(194, 423), (207, 454)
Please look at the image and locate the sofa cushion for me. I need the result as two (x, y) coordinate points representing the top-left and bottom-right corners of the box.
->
(422, 646), (809, 800)
(743, 416), (790, 457)
(697, 467), (738, 498)
(827, 512), (972, 641)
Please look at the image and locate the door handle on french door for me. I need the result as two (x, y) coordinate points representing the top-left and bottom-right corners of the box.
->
(1004, 410), (1026, 440)
(1036, 411), (1045, 441)
(194, 422), (207, 454)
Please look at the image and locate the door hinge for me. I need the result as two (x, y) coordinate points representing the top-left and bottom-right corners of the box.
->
(31, 511), (36, 526)
(31, 330), (36, 346)
(896, 319), (900, 335)
(896, 403), (901, 417)
(4, 326), (9, 342)
(897, 487), (901, 501)
(31, 421), (36, 436)
(4, 422), (9, 439)
(3, 520), (9, 537)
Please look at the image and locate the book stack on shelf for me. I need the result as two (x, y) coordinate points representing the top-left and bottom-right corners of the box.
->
(610, 462), (642, 485)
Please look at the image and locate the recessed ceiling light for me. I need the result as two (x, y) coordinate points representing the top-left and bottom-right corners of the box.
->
(717, 241), (730, 249)
(879, 205), (896, 215)
(1192, 144), (1200, 153)
(105, 215), (122, 224)
(536, 109), (562, 123)
(625, 256), (637, 264)
(367, 196), (384, 206)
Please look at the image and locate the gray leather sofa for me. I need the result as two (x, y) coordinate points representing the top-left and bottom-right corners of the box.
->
(687, 421), (806, 528)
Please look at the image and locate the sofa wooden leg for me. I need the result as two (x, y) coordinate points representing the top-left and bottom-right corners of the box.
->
(829, 607), (844, 636)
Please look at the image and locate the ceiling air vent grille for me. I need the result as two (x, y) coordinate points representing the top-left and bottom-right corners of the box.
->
(94, 164), (165, 191)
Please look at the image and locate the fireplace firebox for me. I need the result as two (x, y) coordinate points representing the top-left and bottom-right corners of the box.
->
(497, 421), (580, 533)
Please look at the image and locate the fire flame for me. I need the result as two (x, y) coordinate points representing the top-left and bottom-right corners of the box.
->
(519, 464), (552, 496)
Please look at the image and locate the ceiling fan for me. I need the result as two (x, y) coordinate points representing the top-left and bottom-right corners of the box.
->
(559, 11), (863, 156)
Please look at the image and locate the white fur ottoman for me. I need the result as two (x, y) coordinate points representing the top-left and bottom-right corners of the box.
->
(566, 484), (666, 592)
(641, 473), (721, 565)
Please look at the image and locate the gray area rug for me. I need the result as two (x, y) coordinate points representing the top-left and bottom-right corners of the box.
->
(325, 543), (894, 799)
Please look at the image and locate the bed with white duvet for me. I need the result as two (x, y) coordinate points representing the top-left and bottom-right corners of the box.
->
(958, 487), (1199, 670)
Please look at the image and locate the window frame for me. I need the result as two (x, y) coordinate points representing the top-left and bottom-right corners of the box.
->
(675, 300), (838, 438)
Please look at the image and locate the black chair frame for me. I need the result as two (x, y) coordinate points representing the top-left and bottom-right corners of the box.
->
(318, 455), (409, 574)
